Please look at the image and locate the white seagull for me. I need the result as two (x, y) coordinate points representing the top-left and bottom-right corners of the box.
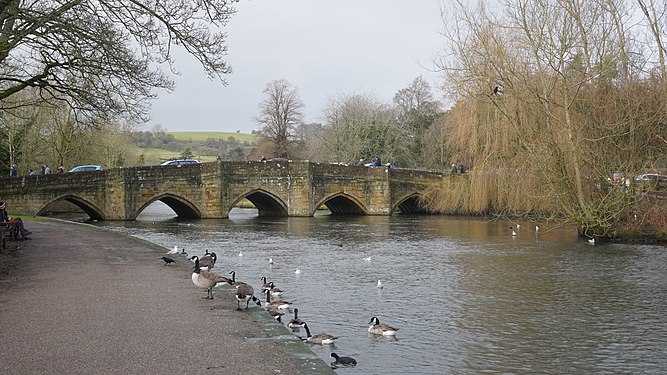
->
(377, 279), (384, 289)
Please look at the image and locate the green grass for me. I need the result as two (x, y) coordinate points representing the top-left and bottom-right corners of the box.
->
(168, 131), (257, 143)
(136, 148), (219, 163)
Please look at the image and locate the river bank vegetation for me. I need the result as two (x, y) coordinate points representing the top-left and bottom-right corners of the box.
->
(2, 1), (667, 240)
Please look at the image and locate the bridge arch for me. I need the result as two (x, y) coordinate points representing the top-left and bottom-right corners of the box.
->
(135, 193), (201, 220)
(231, 189), (288, 217)
(314, 192), (368, 216)
(37, 195), (106, 221)
(393, 193), (429, 214)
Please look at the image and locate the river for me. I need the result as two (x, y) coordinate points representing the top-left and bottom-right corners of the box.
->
(95, 203), (667, 374)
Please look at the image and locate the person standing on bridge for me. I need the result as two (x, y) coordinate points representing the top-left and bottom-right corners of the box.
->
(0, 201), (31, 239)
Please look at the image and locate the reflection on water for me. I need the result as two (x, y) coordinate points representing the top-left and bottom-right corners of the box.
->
(95, 202), (667, 374)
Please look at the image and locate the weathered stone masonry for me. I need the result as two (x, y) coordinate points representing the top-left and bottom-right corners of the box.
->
(0, 161), (444, 220)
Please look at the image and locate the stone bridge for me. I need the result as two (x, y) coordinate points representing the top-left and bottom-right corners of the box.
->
(0, 161), (445, 221)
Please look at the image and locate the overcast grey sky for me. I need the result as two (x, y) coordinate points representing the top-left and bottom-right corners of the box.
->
(147, 0), (446, 133)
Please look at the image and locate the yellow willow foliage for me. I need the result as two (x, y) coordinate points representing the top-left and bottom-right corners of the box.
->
(422, 170), (558, 216)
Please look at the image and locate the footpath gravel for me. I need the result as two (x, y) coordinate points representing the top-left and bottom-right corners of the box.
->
(0, 219), (333, 375)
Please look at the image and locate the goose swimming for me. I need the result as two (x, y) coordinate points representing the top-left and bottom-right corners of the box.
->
(368, 316), (399, 336)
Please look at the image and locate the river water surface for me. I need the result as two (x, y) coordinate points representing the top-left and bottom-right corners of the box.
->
(95, 203), (667, 374)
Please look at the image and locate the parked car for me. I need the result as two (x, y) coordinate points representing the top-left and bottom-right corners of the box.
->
(68, 165), (102, 172)
(160, 159), (200, 166)
(634, 173), (667, 182)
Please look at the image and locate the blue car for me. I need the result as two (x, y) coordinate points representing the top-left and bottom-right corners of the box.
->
(68, 165), (102, 172)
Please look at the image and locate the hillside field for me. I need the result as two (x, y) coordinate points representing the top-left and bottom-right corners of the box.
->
(168, 131), (256, 143)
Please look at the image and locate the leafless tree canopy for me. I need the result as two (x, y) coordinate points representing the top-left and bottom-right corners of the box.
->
(431, 0), (667, 236)
(255, 79), (304, 158)
(0, 0), (238, 122)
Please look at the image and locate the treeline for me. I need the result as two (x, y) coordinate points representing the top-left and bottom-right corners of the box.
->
(419, 0), (667, 238)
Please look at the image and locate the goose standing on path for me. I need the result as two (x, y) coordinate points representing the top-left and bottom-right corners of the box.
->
(302, 323), (338, 345)
(368, 316), (399, 336)
(234, 283), (261, 311)
(198, 252), (217, 271)
(228, 270), (248, 288)
(190, 256), (232, 299)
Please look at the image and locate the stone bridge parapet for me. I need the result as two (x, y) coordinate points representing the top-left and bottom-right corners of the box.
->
(0, 161), (444, 220)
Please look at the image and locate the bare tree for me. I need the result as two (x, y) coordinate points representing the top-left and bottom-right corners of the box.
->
(0, 0), (238, 123)
(255, 79), (304, 158)
(319, 93), (408, 165)
(433, 0), (667, 236)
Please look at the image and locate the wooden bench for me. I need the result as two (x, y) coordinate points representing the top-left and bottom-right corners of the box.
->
(0, 222), (19, 251)
(0, 225), (10, 252)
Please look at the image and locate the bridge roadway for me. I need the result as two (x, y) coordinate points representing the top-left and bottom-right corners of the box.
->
(0, 160), (444, 221)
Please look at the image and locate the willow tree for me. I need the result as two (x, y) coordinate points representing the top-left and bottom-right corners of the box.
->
(435, 0), (667, 236)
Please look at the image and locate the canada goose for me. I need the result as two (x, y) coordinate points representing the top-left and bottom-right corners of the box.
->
(228, 271), (248, 288)
(268, 282), (283, 296)
(161, 256), (175, 265)
(330, 353), (357, 366)
(288, 308), (305, 329)
(376, 279), (384, 289)
(267, 307), (284, 322)
(167, 245), (178, 254)
(368, 316), (399, 336)
(235, 283), (261, 310)
(198, 252), (217, 271)
(260, 276), (272, 292)
(190, 256), (232, 299)
(263, 289), (291, 309)
(302, 323), (338, 345)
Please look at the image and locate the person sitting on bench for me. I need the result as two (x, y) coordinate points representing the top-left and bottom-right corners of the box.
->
(0, 201), (31, 239)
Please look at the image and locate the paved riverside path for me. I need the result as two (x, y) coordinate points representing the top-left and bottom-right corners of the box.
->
(0, 219), (333, 375)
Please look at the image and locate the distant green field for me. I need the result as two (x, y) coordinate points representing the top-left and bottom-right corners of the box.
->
(168, 131), (256, 143)
(138, 147), (218, 163)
